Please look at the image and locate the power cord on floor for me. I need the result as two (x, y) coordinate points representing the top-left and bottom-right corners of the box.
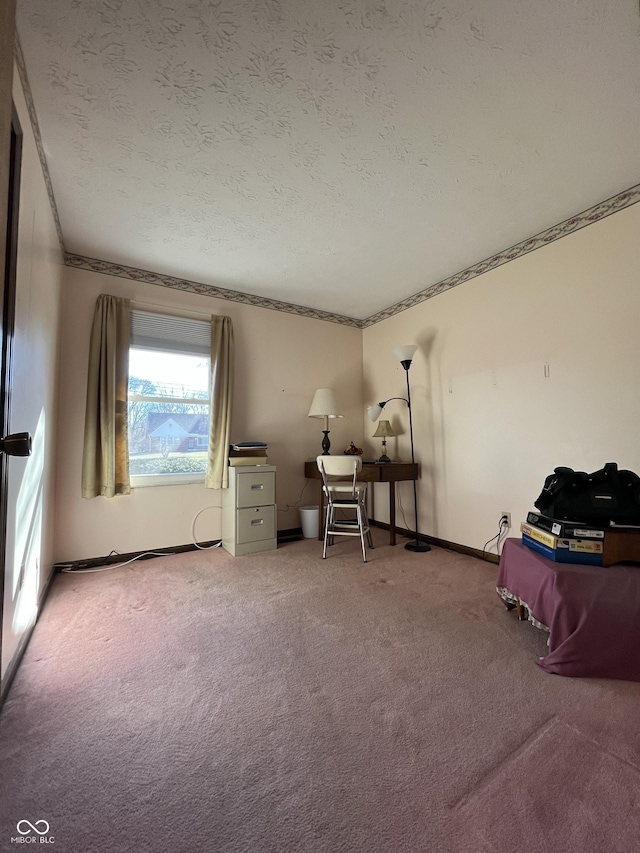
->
(60, 551), (175, 573)
(191, 506), (222, 550)
(483, 517), (510, 559)
(58, 507), (225, 570)
(57, 549), (120, 572)
(277, 480), (310, 513)
(396, 483), (409, 531)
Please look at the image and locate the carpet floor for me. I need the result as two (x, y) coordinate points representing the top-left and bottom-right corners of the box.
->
(1, 532), (639, 852)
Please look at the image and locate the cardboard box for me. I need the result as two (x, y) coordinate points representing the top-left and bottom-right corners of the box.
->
(521, 534), (603, 565)
(520, 523), (603, 553)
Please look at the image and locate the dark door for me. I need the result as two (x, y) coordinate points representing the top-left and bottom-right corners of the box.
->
(0, 108), (31, 703)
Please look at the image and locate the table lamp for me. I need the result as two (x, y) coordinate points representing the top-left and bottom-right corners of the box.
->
(372, 420), (395, 463)
(308, 388), (344, 455)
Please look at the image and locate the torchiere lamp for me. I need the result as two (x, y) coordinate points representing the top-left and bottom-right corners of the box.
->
(367, 345), (431, 553)
(308, 388), (344, 455)
(372, 420), (395, 463)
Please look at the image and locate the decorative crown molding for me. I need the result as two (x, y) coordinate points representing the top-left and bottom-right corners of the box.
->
(360, 183), (640, 327)
(63, 254), (363, 328)
(65, 183), (640, 329)
(13, 34), (65, 255)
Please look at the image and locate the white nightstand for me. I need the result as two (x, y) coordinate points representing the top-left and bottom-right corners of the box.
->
(222, 465), (277, 556)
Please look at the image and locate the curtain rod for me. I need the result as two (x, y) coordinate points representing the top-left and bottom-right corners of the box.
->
(130, 299), (214, 322)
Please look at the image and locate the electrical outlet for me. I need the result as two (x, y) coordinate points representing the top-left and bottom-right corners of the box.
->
(500, 512), (511, 528)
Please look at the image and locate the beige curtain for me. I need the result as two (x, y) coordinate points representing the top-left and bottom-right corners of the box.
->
(81, 294), (131, 498)
(205, 315), (234, 490)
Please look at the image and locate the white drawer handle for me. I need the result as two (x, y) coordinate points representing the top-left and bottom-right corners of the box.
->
(251, 519), (264, 526)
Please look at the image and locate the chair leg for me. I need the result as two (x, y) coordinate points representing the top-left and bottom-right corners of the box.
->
(358, 501), (374, 550)
(321, 498), (371, 562)
(357, 504), (368, 562)
(322, 504), (331, 559)
(327, 505), (336, 546)
(363, 506), (374, 549)
(367, 525), (374, 549)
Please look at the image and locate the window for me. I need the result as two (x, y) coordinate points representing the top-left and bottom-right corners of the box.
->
(128, 310), (211, 486)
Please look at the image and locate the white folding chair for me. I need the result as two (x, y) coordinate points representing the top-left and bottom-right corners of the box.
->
(316, 455), (374, 562)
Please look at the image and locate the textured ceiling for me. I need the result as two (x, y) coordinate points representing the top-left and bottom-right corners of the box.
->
(15, 1), (640, 321)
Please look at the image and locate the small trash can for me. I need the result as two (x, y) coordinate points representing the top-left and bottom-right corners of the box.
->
(299, 506), (319, 539)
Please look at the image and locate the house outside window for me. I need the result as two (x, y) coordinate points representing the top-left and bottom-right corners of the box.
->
(128, 310), (211, 487)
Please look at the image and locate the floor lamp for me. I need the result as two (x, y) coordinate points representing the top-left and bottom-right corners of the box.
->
(367, 345), (431, 553)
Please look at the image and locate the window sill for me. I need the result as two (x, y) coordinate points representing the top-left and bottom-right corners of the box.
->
(130, 473), (206, 488)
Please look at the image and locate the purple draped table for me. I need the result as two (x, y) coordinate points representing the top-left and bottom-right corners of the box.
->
(497, 537), (640, 681)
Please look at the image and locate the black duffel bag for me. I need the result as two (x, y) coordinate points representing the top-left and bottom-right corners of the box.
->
(534, 462), (640, 526)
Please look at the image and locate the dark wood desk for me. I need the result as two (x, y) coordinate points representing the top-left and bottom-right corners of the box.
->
(304, 460), (418, 545)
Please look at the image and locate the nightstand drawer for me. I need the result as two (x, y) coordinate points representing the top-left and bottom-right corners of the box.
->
(236, 506), (276, 544)
(236, 471), (275, 508)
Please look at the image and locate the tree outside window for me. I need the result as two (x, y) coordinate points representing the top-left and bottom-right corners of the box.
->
(127, 348), (210, 481)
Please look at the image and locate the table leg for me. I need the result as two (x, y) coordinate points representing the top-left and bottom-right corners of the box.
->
(369, 484), (375, 529)
(389, 482), (396, 546)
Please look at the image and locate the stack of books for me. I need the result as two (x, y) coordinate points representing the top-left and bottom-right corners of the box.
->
(228, 441), (269, 467)
(520, 511), (605, 565)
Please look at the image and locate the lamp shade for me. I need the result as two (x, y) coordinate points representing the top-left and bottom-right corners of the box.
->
(372, 419), (395, 438)
(367, 403), (384, 422)
(308, 388), (344, 419)
(393, 344), (418, 365)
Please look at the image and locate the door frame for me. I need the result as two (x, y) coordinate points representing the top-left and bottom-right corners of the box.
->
(0, 106), (23, 703)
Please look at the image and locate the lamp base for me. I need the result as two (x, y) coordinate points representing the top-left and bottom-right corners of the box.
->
(377, 453), (391, 463)
(405, 540), (431, 552)
(321, 430), (331, 455)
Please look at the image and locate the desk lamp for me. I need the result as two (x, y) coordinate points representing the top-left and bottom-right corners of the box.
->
(368, 345), (430, 553)
(308, 388), (344, 455)
(372, 420), (395, 463)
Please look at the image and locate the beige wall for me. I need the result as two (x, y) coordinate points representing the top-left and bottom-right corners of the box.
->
(2, 62), (63, 677)
(363, 202), (640, 555)
(57, 200), (640, 563)
(54, 269), (363, 562)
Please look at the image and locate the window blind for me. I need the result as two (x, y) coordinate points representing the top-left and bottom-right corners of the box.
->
(130, 310), (211, 356)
